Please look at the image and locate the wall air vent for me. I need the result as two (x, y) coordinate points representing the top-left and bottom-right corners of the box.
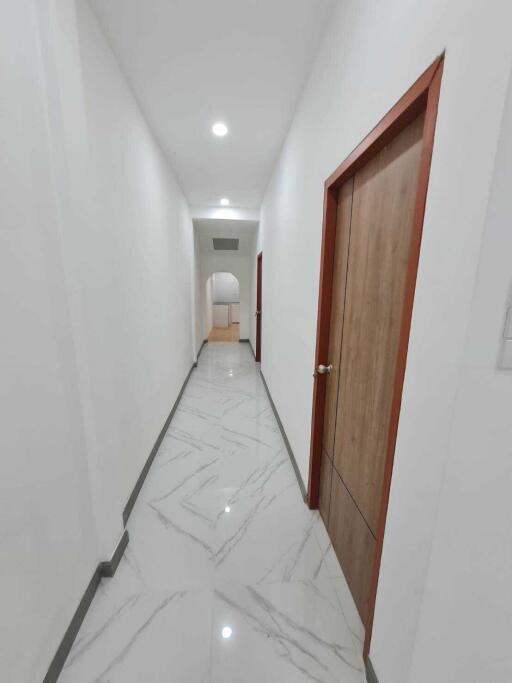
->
(212, 238), (239, 251)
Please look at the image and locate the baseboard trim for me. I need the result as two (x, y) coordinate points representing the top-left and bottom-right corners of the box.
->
(196, 339), (208, 363)
(260, 371), (307, 501)
(43, 569), (101, 683)
(365, 658), (379, 683)
(43, 530), (129, 683)
(98, 529), (129, 578)
(122, 363), (196, 525)
(44, 361), (196, 681)
(239, 338), (256, 359)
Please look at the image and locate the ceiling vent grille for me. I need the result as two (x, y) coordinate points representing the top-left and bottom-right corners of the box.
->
(212, 238), (239, 251)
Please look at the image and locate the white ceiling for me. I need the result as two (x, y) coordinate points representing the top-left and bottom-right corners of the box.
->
(90, 0), (333, 209)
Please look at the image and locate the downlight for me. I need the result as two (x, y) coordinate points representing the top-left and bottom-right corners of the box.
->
(212, 122), (228, 137)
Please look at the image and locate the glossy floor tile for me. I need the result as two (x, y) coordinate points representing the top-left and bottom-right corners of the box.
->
(59, 342), (366, 682)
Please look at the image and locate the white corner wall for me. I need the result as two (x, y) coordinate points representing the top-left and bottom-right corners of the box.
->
(205, 275), (214, 338)
(192, 229), (206, 356)
(406, 69), (512, 683)
(1, 0), (197, 681)
(73, 0), (196, 555)
(258, 1), (512, 681)
(0, 3), (98, 682)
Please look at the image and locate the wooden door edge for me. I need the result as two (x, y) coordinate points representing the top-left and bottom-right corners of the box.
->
(363, 55), (444, 661)
(255, 252), (263, 362)
(306, 53), (445, 662)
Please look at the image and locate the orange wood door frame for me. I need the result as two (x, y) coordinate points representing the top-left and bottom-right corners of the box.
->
(307, 55), (444, 660)
(256, 252), (263, 362)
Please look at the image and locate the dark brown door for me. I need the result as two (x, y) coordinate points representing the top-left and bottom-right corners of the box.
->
(255, 252), (262, 361)
(319, 112), (425, 624)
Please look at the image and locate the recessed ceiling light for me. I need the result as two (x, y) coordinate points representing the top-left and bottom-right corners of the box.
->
(224, 506), (231, 513)
(212, 121), (228, 137)
(221, 626), (233, 639)
(220, 198), (230, 206)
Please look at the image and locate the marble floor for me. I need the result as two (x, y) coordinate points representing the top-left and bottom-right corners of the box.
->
(59, 342), (366, 683)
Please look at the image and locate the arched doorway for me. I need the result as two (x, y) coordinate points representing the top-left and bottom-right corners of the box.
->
(205, 272), (240, 341)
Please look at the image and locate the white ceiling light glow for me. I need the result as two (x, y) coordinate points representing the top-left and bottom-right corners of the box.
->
(91, 1), (334, 207)
(220, 198), (230, 206)
(212, 122), (228, 137)
(221, 626), (233, 639)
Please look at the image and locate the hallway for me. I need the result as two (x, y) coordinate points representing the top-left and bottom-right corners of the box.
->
(6, 1), (512, 681)
(60, 343), (365, 682)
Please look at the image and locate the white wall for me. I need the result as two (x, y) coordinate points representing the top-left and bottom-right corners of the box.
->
(1, 1), (197, 681)
(73, 0), (196, 555)
(258, 0), (512, 681)
(406, 70), (512, 683)
(212, 272), (240, 303)
(0, 3), (98, 682)
(205, 275), (214, 337)
(193, 231), (204, 355)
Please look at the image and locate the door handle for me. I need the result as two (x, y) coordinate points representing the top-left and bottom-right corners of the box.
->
(316, 364), (333, 375)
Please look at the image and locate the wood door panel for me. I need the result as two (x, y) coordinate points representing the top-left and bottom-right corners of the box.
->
(318, 449), (333, 526)
(322, 178), (353, 459)
(333, 113), (425, 534)
(310, 58), (443, 657)
(328, 469), (376, 623)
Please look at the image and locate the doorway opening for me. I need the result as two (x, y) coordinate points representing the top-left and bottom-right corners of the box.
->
(308, 56), (444, 661)
(205, 272), (240, 342)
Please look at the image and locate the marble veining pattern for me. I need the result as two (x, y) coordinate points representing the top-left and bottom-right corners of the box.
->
(59, 342), (366, 682)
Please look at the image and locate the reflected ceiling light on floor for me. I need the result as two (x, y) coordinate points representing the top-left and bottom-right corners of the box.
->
(212, 121), (228, 137)
(221, 626), (233, 639)
(220, 198), (230, 206)
(224, 506), (231, 513)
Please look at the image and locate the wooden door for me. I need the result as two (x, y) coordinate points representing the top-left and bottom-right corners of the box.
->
(255, 252), (262, 361)
(318, 179), (353, 524)
(310, 58), (444, 657)
(318, 112), (426, 623)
